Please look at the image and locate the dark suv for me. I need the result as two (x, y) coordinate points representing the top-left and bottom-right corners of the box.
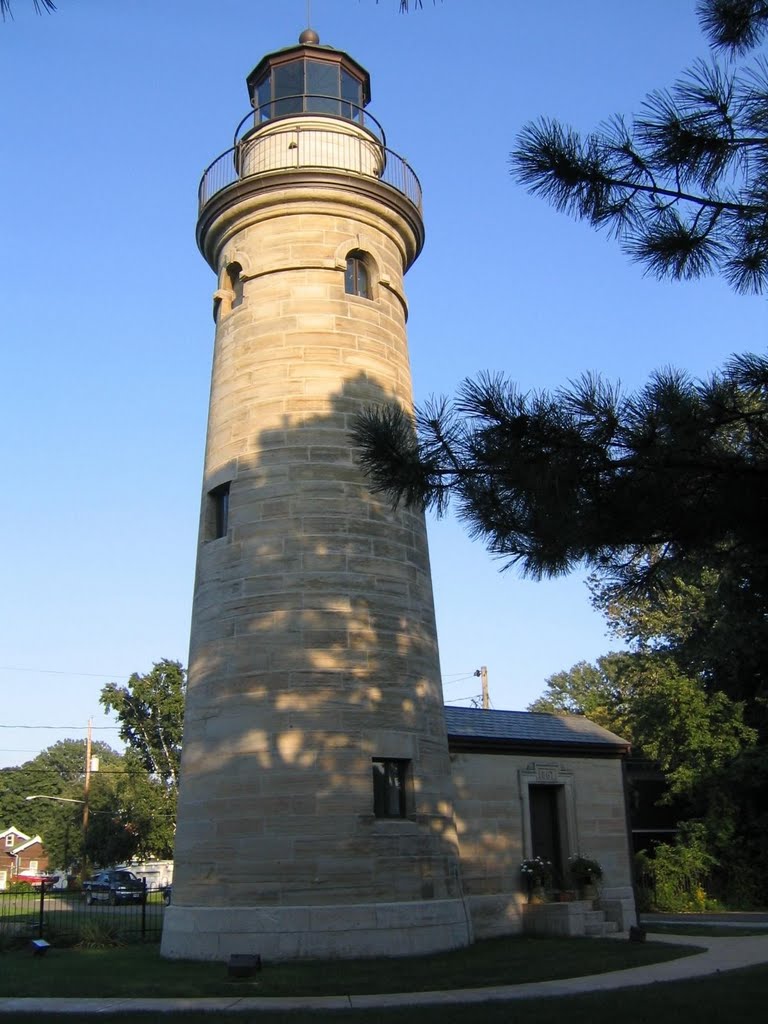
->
(82, 869), (145, 905)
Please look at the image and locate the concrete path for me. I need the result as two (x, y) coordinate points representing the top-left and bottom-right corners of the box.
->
(1, 931), (767, 1014)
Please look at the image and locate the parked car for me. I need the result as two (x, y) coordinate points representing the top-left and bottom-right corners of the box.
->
(162, 884), (172, 906)
(82, 869), (145, 905)
(13, 872), (59, 890)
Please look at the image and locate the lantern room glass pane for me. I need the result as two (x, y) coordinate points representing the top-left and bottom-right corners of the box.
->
(341, 68), (363, 120)
(256, 76), (271, 120)
(273, 61), (303, 116)
(306, 60), (340, 114)
(307, 60), (339, 97)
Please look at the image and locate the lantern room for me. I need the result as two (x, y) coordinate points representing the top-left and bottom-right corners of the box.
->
(245, 29), (373, 129)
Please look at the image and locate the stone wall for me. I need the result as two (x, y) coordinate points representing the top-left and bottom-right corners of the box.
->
(449, 750), (636, 937)
(164, 167), (470, 961)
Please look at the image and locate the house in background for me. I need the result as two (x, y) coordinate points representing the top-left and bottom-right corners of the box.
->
(1, 826), (54, 888)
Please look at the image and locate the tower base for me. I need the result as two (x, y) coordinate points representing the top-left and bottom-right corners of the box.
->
(161, 898), (473, 962)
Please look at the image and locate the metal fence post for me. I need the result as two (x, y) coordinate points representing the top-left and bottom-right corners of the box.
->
(141, 878), (147, 939)
(38, 881), (45, 938)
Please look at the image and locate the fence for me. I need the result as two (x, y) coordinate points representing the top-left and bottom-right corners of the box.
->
(0, 882), (167, 944)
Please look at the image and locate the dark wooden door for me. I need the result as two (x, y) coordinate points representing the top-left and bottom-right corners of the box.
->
(529, 785), (563, 886)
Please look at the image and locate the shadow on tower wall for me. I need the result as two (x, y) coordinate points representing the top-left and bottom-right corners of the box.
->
(171, 372), (468, 912)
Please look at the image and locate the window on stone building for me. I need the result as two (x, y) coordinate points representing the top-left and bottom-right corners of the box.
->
(227, 262), (244, 308)
(344, 250), (371, 299)
(372, 758), (409, 818)
(208, 482), (230, 541)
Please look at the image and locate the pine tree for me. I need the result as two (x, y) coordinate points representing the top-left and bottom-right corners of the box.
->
(512, 1), (768, 292)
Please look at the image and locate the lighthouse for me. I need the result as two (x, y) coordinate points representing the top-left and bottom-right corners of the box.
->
(161, 30), (471, 962)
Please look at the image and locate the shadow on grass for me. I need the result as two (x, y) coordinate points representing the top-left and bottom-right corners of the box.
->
(0, 935), (697, 999)
(2, 964), (767, 1024)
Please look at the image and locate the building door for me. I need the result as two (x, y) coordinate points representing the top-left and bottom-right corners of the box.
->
(529, 784), (564, 886)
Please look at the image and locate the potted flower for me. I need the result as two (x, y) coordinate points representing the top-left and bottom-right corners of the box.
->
(520, 856), (553, 903)
(568, 854), (603, 899)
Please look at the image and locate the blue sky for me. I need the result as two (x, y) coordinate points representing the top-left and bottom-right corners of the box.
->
(1, 0), (764, 768)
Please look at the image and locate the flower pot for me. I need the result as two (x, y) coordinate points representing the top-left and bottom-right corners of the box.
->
(528, 885), (547, 905)
(579, 882), (598, 901)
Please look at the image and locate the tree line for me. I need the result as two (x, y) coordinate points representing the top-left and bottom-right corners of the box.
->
(0, 660), (184, 875)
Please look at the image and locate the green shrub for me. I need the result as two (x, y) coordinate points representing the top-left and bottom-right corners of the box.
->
(74, 920), (126, 949)
(642, 823), (718, 912)
(568, 855), (603, 888)
(7, 882), (35, 894)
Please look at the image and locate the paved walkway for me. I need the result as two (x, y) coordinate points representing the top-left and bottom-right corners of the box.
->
(2, 930), (768, 1014)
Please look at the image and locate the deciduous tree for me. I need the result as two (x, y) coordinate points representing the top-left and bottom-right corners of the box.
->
(100, 659), (185, 795)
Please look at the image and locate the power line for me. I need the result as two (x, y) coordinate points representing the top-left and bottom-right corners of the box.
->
(443, 674), (475, 687)
(0, 666), (131, 679)
(0, 725), (120, 731)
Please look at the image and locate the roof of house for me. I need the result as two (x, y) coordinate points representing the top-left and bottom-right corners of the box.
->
(1, 826), (31, 843)
(444, 706), (630, 756)
(10, 835), (44, 855)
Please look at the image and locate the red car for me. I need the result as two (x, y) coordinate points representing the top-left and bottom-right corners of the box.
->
(15, 872), (59, 889)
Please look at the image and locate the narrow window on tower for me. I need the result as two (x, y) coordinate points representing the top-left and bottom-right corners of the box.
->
(344, 250), (371, 299)
(207, 482), (230, 541)
(372, 758), (409, 818)
(227, 262), (244, 309)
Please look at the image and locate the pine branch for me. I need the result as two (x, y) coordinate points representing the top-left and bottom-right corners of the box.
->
(0, 0), (56, 19)
(698, 0), (768, 54)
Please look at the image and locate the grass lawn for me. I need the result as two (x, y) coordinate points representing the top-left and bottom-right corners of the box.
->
(2, 964), (766, 1024)
(0, 935), (696, 999)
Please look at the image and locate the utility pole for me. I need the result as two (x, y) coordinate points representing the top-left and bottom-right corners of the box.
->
(474, 666), (490, 709)
(82, 718), (92, 866)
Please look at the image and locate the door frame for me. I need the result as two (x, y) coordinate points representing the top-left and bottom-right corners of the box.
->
(519, 762), (577, 873)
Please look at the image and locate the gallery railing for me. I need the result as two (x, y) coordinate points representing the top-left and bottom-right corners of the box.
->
(199, 123), (422, 214)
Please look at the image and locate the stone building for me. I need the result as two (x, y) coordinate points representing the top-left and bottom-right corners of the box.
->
(162, 30), (636, 963)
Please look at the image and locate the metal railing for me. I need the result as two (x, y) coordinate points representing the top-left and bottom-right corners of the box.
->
(198, 124), (422, 215)
(234, 98), (387, 146)
(0, 881), (167, 944)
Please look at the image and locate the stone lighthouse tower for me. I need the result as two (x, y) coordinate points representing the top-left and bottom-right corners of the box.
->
(162, 31), (471, 962)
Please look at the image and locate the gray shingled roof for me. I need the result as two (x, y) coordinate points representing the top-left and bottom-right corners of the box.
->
(443, 706), (629, 749)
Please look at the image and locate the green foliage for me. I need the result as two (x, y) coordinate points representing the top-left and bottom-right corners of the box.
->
(100, 659), (185, 794)
(638, 823), (719, 912)
(0, 739), (124, 871)
(628, 656), (756, 796)
(0, 729), (177, 870)
(354, 355), (768, 604)
(512, 2), (768, 292)
(567, 855), (603, 887)
(7, 882), (35, 894)
(528, 653), (634, 738)
(73, 919), (126, 949)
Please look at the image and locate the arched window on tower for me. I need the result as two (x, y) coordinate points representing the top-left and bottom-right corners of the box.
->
(344, 250), (371, 299)
(228, 262), (244, 309)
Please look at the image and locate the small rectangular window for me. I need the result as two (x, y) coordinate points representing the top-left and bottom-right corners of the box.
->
(5, 835), (14, 847)
(372, 758), (409, 818)
(208, 482), (230, 540)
